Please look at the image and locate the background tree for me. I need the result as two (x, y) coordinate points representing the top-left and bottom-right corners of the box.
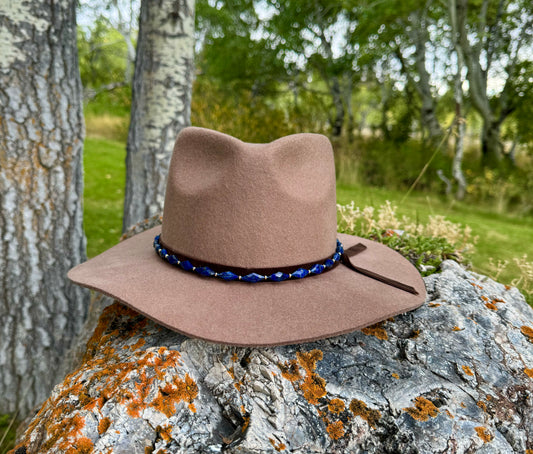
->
(265, 0), (358, 137)
(455, 0), (533, 165)
(0, 0), (89, 417)
(123, 0), (196, 230)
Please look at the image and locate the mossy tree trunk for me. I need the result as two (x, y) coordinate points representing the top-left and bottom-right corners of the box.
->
(0, 0), (89, 417)
(122, 0), (195, 231)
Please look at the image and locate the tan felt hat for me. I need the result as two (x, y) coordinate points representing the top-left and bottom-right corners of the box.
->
(68, 127), (426, 346)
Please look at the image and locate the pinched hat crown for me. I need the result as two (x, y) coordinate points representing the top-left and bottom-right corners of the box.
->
(68, 126), (425, 346)
(161, 127), (338, 268)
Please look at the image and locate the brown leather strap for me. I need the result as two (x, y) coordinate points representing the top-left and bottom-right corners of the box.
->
(341, 243), (419, 295)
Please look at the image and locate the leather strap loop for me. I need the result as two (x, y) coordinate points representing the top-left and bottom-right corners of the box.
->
(341, 243), (419, 295)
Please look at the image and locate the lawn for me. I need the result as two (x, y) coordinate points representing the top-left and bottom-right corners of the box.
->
(83, 137), (533, 299)
(83, 138), (126, 258)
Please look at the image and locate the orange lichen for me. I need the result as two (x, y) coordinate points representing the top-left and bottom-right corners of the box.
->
(349, 399), (381, 428)
(12, 303), (196, 452)
(409, 330), (420, 339)
(153, 373), (198, 417)
(98, 417), (111, 435)
(234, 382), (242, 391)
(227, 366), (235, 379)
(361, 322), (388, 340)
(485, 302), (498, 311)
(481, 295), (489, 302)
(391, 373), (399, 379)
(269, 438), (286, 451)
(71, 437), (94, 454)
(428, 303), (441, 307)
(524, 368), (533, 378)
(328, 398), (345, 414)
(462, 365), (474, 376)
(301, 373), (327, 404)
(460, 402), (466, 408)
(130, 338), (146, 350)
(127, 398), (144, 417)
(521, 325), (533, 343)
(505, 284), (512, 290)
(403, 397), (439, 422)
(525, 450), (533, 454)
(444, 409), (454, 418)
(279, 359), (302, 382)
(477, 401), (487, 412)
(326, 420), (345, 440)
(242, 414), (250, 432)
(296, 349), (323, 372)
(452, 326), (462, 331)
(475, 426), (493, 443)
(231, 352), (239, 362)
(157, 424), (173, 442)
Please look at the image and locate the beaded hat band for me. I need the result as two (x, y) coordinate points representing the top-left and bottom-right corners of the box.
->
(154, 234), (418, 294)
(154, 234), (344, 283)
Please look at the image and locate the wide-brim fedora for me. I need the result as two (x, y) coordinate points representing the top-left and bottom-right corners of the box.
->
(69, 127), (426, 346)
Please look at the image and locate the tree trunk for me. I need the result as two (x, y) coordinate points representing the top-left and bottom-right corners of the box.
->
(123, 0), (195, 231)
(407, 11), (442, 141)
(0, 0), (89, 418)
(343, 73), (354, 142)
(330, 76), (345, 137)
(449, 0), (467, 200)
(481, 120), (503, 167)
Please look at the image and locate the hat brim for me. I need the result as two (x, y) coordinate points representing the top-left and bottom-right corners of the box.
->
(68, 227), (426, 346)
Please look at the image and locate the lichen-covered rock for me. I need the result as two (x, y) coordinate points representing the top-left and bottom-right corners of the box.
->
(12, 261), (533, 454)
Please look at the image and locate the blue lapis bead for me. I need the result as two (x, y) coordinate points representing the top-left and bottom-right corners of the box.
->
(325, 259), (335, 268)
(292, 268), (309, 279)
(159, 248), (167, 257)
(219, 271), (239, 281)
(168, 255), (179, 265)
(333, 253), (341, 261)
(181, 260), (194, 271)
(196, 266), (215, 276)
(310, 264), (323, 274)
(242, 273), (264, 283)
(269, 271), (289, 281)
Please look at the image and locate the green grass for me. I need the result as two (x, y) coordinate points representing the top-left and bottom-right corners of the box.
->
(0, 413), (17, 454)
(337, 184), (533, 290)
(83, 137), (126, 258)
(82, 137), (533, 300)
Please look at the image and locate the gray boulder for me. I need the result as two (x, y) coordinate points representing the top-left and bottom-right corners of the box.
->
(12, 261), (533, 453)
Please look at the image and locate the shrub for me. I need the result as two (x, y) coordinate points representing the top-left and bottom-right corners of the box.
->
(337, 201), (476, 276)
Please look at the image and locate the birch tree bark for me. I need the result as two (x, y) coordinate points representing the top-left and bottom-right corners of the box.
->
(449, 0), (467, 200)
(406, 7), (442, 142)
(123, 0), (195, 231)
(0, 0), (89, 417)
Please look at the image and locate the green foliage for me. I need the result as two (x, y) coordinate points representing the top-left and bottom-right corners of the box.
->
(369, 230), (461, 276)
(337, 201), (475, 276)
(84, 87), (132, 118)
(334, 137), (450, 191)
(0, 413), (16, 453)
(191, 77), (324, 143)
(77, 20), (128, 89)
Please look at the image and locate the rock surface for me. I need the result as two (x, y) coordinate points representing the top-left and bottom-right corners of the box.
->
(12, 261), (533, 454)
